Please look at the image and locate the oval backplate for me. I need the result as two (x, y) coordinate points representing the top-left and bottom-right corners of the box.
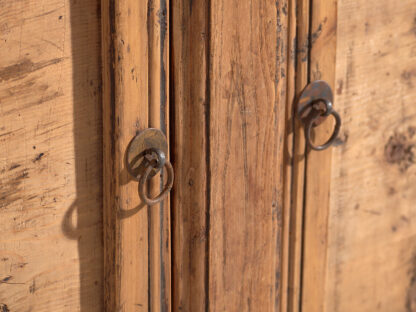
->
(126, 128), (168, 180)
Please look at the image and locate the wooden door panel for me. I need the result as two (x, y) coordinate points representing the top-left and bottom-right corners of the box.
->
(299, 0), (416, 311)
(209, 0), (286, 309)
(4, 0), (414, 311)
(172, 0), (289, 310)
(326, 0), (416, 310)
(102, 0), (171, 310)
(0, 0), (103, 311)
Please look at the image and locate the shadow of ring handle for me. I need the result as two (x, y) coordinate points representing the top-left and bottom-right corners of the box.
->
(304, 108), (342, 151)
(138, 160), (174, 206)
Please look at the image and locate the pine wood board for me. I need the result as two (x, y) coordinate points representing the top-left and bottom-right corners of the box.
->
(102, 0), (170, 310)
(208, 0), (288, 310)
(300, 0), (337, 311)
(171, 0), (209, 310)
(323, 0), (416, 310)
(282, 0), (310, 311)
(172, 0), (289, 310)
(0, 0), (103, 311)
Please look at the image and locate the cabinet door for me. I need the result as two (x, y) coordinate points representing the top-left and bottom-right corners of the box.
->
(170, 1), (289, 311)
(3, 0), (413, 311)
(292, 0), (416, 311)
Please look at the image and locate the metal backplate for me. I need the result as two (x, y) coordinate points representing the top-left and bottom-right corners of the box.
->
(297, 80), (333, 126)
(126, 128), (168, 180)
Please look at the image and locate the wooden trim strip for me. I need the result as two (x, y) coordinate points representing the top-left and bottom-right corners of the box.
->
(300, 0), (337, 311)
(102, 0), (170, 310)
(148, 0), (171, 311)
(171, 0), (210, 310)
(281, 0), (310, 311)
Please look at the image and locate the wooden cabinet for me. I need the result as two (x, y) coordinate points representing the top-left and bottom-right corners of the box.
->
(1, 0), (415, 311)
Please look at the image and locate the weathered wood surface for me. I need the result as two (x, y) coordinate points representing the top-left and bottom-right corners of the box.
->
(171, 0), (209, 310)
(148, 0), (171, 311)
(281, 0), (310, 311)
(280, 0), (297, 309)
(323, 0), (416, 311)
(301, 0), (337, 311)
(0, 0), (103, 311)
(102, 0), (170, 310)
(172, 0), (289, 310)
(300, 0), (416, 311)
(209, 1), (288, 308)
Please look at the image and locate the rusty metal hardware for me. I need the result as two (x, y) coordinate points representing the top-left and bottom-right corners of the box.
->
(126, 128), (174, 206)
(297, 80), (342, 151)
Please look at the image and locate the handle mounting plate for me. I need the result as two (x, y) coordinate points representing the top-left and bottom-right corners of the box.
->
(126, 128), (168, 181)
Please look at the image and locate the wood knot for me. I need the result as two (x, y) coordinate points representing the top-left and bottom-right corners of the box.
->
(384, 129), (416, 172)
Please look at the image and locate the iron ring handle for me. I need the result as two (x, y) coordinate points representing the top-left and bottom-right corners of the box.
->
(304, 108), (341, 151)
(138, 159), (174, 206)
(144, 147), (166, 169)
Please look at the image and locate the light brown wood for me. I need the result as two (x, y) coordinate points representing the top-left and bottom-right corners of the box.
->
(322, 0), (416, 311)
(282, 0), (311, 311)
(300, 0), (337, 311)
(102, 0), (170, 310)
(148, 0), (171, 311)
(208, 0), (288, 310)
(280, 0), (297, 309)
(102, 0), (149, 310)
(148, 0), (171, 312)
(171, 0), (209, 310)
(0, 0), (103, 311)
(172, 0), (290, 310)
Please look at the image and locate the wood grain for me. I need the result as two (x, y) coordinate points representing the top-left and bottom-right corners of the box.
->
(208, 0), (288, 310)
(102, 0), (149, 309)
(300, 0), (337, 310)
(171, 0), (209, 310)
(282, 0), (311, 311)
(148, 0), (171, 310)
(280, 0), (297, 309)
(172, 0), (289, 310)
(323, 0), (416, 310)
(0, 0), (103, 311)
(102, 0), (171, 310)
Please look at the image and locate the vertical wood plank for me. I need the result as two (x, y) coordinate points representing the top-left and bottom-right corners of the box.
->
(102, 0), (170, 310)
(280, 0), (296, 308)
(324, 0), (416, 310)
(102, 0), (149, 310)
(171, 0), (209, 310)
(300, 0), (337, 311)
(148, 0), (171, 310)
(281, 0), (310, 310)
(172, 0), (290, 310)
(285, 0), (311, 311)
(208, 0), (288, 310)
(0, 0), (103, 311)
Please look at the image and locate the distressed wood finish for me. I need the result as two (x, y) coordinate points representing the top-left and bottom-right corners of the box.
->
(208, 0), (288, 310)
(323, 0), (416, 311)
(283, 0), (310, 311)
(102, 0), (170, 310)
(0, 0), (103, 311)
(280, 0), (297, 309)
(299, 0), (416, 310)
(300, 0), (337, 311)
(172, 0), (289, 310)
(171, 0), (209, 310)
(148, 0), (171, 311)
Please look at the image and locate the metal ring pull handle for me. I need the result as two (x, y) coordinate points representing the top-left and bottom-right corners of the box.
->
(303, 102), (341, 151)
(126, 128), (174, 206)
(139, 156), (174, 206)
(297, 80), (342, 151)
